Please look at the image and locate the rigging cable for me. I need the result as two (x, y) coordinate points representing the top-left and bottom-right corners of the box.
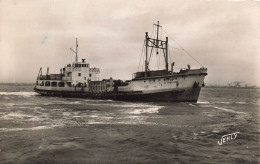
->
(151, 25), (155, 38)
(162, 29), (204, 67)
(156, 50), (159, 70)
(169, 49), (172, 70)
(138, 40), (145, 71)
(142, 47), (145, 72)
(169, 45), (184, 50)
(160, 26), (162, 39)
(180, 50), (183, 56)
(153, 24), (157, 38)
(159, 48), (161, 69)
(149, 47), (154, 69)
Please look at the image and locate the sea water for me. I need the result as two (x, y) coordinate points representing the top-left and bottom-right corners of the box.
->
(0, 84), (259, 163)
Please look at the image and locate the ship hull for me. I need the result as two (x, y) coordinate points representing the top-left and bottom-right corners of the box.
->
(34, 87), (202, 102)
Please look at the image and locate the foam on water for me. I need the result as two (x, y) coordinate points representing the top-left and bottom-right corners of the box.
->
(0, 125), (58, 132)
(109, 102), (151, 108)
(89, 114), (99, 118)
(197, 101), (211, 104)
(215, 102), (231, 104)
(117, 103), (164, 114)
(213, 102), (248, 105)
(72, 116), (81, 118)
(62, 112), (71, 116)
(212, 129), (220, 133)
(0, 111), (46, 122)
(0, 92), (38, 97)
(235, 102), (248, 104)
(189, 104), (196, 107)
(211, 106), (246, 114)
(1, 112), (33, 120)
(4, 103), (15, 107)
(64, 101), (82, 105)
(196, 102), (246, 114)
(129, 106), (162, 114)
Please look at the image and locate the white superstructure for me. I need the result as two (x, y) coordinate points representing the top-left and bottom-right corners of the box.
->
(62, 59), (100, 86)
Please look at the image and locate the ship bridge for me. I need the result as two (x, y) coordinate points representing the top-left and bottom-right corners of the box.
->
(62, 59), (100, 86)
(36, 38), (100, 88)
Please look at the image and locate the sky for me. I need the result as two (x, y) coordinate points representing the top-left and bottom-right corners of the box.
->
(0, 0), (259, 86)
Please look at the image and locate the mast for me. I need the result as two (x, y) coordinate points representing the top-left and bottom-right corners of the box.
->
(154, 21), (161, 55)
(144, 21), (169, 73)
(166, 37), (168, 71)
(46, 67), (49, 75)
(70, 38), (79, 62)
(37, 67), (42, 80)
(145, 32), (149, 77)
(76, 38), (78, 62)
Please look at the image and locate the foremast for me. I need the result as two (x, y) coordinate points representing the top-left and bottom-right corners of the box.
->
(145, 21), (168, 77)
(70, 38), (79, 62)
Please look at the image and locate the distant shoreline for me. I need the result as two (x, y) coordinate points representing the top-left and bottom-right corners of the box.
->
(0, 83), (34, 86)
(205, 86), (259, 89)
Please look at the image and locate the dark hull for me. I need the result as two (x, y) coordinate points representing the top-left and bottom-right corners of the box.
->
(34, 87), (202, 102)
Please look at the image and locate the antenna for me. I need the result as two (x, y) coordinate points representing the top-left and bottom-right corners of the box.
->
(70, 38), (78, 62)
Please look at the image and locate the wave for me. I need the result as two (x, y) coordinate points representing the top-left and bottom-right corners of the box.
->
(211, 106), (246, 114)
(197, 101), (211, 104)
(189, 104), (196, 107)
(0, 112), (47, 122)
(124, 103), (164, 114)
(129, 106), (162, 114)
(215, 102), (231, 104)
(0, 92), (38, 97)
(0, 125), (58, 132)
(197, 101), (248, 105)
(235, 102), (248, 104)
(214, 101), (248, 105)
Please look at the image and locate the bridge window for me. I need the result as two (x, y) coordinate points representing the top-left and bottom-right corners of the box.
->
(89, 73), (92, 77)
(78, 73), (81, 76)
(51, 82), (57, 87)
(45, 81), (50, 86)
(58, 82), (64, 87)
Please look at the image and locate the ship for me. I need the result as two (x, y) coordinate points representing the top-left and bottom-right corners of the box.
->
(34, 22), (207, 102)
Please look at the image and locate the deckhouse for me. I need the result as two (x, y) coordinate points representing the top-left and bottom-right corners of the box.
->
(36, 38), (100, 90)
